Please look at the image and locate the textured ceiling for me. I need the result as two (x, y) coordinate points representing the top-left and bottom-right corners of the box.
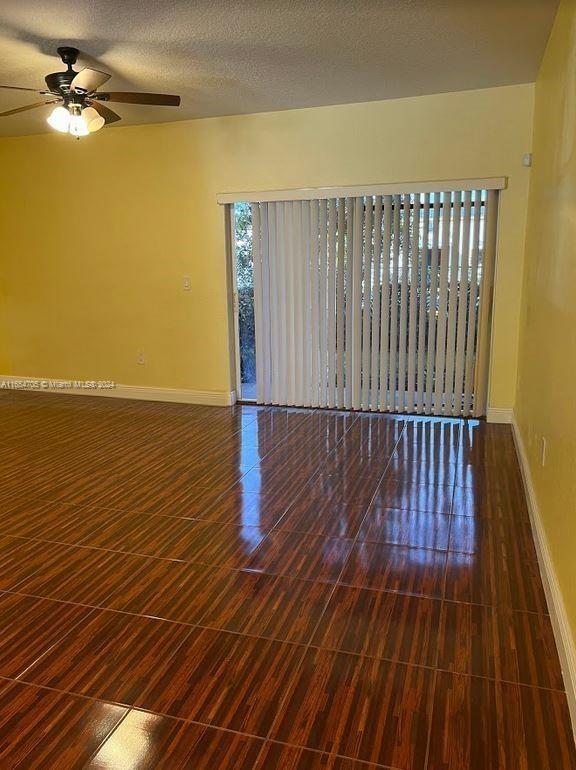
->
(0, 0), (559, 136)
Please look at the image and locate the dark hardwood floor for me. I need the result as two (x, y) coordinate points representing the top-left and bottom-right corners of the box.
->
(0, 390), (574, 769)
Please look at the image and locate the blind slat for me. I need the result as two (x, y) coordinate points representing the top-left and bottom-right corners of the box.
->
(261, 204), (273, 403)
(318, 200), (329, 406)
(327, 199), (338, 408)
(351, 196), (364, 410)
(425, 194), (441, 414)
(370, 196), (383, 411)
(265, 204), (275, 403)
(361, 198), (374, 409)
(344, 198), (353, 409)
(474, 189), (498, 416)
(443, 191), (463, 414)
(301, 202), (312, 407)
(283, 203), (295, 405)
(397, 194), (411, 412)
(433, 192), (451, 414)
(274, 203), (285, 404)
(293, 202), (305, 407)
(251, 204), (264, 403)
(463, 190), (482, 414)
(378, 196), (393, 412)
(309, 200), (320, 407)
(406, 194), (421, 412)
(415, 194), (430, 413)
(388, 195), (401, 411)
(336, 199), (346, 409)
(453, 191), (472, 415)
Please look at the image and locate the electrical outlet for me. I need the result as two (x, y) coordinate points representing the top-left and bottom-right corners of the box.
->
(541, 436), (547, 467)
(183, 276), (192, 291)
(137, 352), (145, 365)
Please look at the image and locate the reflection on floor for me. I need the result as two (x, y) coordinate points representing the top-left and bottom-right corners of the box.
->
(241, 381), (257, 401)
(0, 391), (574, 769)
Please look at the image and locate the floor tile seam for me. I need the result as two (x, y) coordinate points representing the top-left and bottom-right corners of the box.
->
(0, 501), (534, 526)
(2, 534), (272, 573)
(1, 550), (550, 611)
(295, 640), (567, 693)
(81, 709), (133, 769)
(422, 668), (439, 770)
(443, 421), (464, 604)
(2, 581), (552, 620)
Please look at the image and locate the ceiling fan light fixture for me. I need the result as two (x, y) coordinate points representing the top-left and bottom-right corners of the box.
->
(46, 105), (70, 133)
(3, 46), (182, 134)
(68, 104), (89, 137)
(82, 106), (105, 133)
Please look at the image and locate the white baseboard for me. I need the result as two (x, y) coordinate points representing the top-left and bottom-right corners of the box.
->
(0, 375), (236, 407)
(486, 406), (513, 423)
(512, 413), (576, 736)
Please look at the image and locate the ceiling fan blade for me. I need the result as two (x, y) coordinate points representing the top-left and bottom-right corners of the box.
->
(71, 68), (111, 94)
(0, 84), (42, 93)
(98, 92), (180, 106)
(0, 99), (59, 117)
(89, 99), (122, 125)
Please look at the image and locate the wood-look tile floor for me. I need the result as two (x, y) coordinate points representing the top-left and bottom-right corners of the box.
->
(0, 391), (574, 769)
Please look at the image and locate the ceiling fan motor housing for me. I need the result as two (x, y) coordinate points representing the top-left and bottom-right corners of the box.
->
(44, 71), (74, 94)
(57, 47), (79, 67)
(45, 47), (80, 94)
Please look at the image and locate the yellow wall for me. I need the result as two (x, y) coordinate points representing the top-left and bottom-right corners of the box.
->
(516, 0), (576, 635)
(0, 283), (9, 374)
(0, 84), (533, 399)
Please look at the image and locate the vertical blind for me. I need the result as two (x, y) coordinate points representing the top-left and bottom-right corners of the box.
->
(250, 187), (499, 416)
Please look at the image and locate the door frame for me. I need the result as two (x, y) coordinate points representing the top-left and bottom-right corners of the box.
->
(226, 202), (245, 401)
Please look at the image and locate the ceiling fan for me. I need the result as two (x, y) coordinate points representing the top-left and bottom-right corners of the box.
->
(0, 46), (181, 137)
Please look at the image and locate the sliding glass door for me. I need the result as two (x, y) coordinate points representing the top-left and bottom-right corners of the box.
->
(231, 184), (499, 416)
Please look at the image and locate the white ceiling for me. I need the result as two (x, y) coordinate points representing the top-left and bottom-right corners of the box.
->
(0, 0), (559, 137)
